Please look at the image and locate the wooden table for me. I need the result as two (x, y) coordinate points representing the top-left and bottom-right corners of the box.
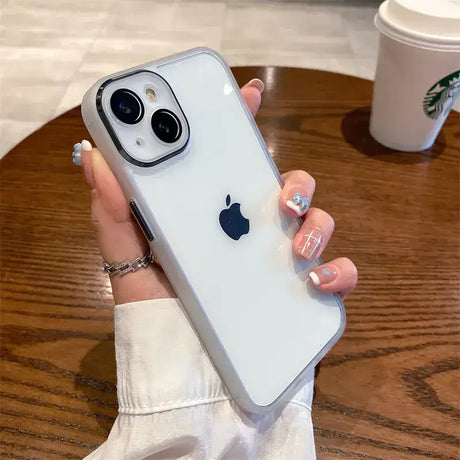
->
(1, 68), (458, 459)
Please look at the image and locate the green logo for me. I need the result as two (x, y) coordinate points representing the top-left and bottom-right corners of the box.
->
(423, 70), (460, 120)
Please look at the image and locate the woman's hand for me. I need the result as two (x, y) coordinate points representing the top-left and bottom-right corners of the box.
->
(77, 78), (357, 305)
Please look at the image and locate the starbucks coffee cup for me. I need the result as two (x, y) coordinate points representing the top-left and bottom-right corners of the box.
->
(370, 0), (460, 151)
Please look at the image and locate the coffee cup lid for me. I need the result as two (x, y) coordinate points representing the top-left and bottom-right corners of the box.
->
(376, 0), (460, 51)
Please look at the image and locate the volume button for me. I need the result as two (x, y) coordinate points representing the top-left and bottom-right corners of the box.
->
(129, 201), (154, 241)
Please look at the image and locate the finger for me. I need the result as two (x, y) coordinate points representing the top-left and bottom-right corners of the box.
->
(293, 207), (334, 261)
(308, 257), (358, 299)
(280, 170), (316, 217)
(241, 78), (264, 116)
(89, 147), (147, 259)
(77, 140), (175, 304)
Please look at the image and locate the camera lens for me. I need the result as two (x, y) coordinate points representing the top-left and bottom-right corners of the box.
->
(151, 109), (182, 143)
(110, 89), (144, 124)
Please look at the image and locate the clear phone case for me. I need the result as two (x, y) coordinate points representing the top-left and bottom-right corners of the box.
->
(81, 48), (345, 414)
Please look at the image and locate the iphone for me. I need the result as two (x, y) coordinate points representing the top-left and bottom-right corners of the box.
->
(81, 48), (345, 414)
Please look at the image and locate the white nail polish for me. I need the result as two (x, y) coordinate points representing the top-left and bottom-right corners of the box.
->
(81, 139), (92, 151)
(309, 271), (321, 286)
(247, 78), (264, 93)
(286, 200), (303, 216)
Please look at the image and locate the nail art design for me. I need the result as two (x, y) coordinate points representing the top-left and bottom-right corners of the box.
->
(72, 140), (92, 166)
(299, 228), (322, 261)
(309, 271), (321, 286)
(72, 143), (82, 166)
(286, 193), (310, 216)
(309, 264), (339, 286)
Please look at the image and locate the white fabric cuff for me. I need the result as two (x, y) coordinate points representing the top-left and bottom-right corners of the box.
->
(114, 298), (313, 415)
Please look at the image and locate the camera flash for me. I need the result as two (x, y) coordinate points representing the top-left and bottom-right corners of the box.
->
(145, 88), (156, 101)
(136, 136), (144, 146)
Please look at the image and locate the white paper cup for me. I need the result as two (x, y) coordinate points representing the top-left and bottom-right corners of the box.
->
(370, 0), (460, 151)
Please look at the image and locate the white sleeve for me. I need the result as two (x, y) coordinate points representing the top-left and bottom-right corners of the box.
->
(84, 298), (316, 460)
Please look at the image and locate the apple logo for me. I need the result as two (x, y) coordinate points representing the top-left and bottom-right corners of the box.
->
(219, 194), (250, 240)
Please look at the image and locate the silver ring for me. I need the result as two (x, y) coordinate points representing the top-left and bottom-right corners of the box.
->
(103, 249), (153, 276)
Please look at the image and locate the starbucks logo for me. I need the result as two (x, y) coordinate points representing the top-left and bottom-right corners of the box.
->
(423, 70), (460, 120)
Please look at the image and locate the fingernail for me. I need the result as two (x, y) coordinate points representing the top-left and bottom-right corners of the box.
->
(72, 143), (82, 166)
(79, 139), (95, 189)
(299, 228), (323, 261)
(286, 192), (310, 216)
(309, 264), (339, 286)
(246, 78), (264, 93)
(81, 139), (92, 151)
(72, 140), (92, 166)
(91, 148), (106, 190)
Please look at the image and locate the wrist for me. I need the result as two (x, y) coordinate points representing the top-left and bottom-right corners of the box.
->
(111, 266), (175, 305)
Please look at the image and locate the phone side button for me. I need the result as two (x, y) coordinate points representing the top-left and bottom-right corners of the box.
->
(129, 200), (154, 241)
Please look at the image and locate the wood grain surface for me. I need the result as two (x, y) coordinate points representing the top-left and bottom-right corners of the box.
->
(1, 67), (459, 459)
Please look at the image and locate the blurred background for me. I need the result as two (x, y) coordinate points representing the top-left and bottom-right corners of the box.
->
(1, 0), (384, 158)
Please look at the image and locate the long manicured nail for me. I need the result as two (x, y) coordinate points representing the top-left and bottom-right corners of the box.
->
(286, 193), (310, 216)
(72, 143), (82, 166)
(72, 139), (92, 166)
(245, 78), (264, 93)
(81, 139), (92, 151)
(91, 147), (106, 190)
(309, 264), (339, 286)
(299, 228), (323, 261)
(79, 139), (95, 189)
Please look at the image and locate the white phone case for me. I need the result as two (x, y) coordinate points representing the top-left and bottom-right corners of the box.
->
(81, 48), (345, 414)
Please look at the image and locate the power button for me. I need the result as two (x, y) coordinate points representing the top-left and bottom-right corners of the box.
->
(129, 201), (154, 241)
